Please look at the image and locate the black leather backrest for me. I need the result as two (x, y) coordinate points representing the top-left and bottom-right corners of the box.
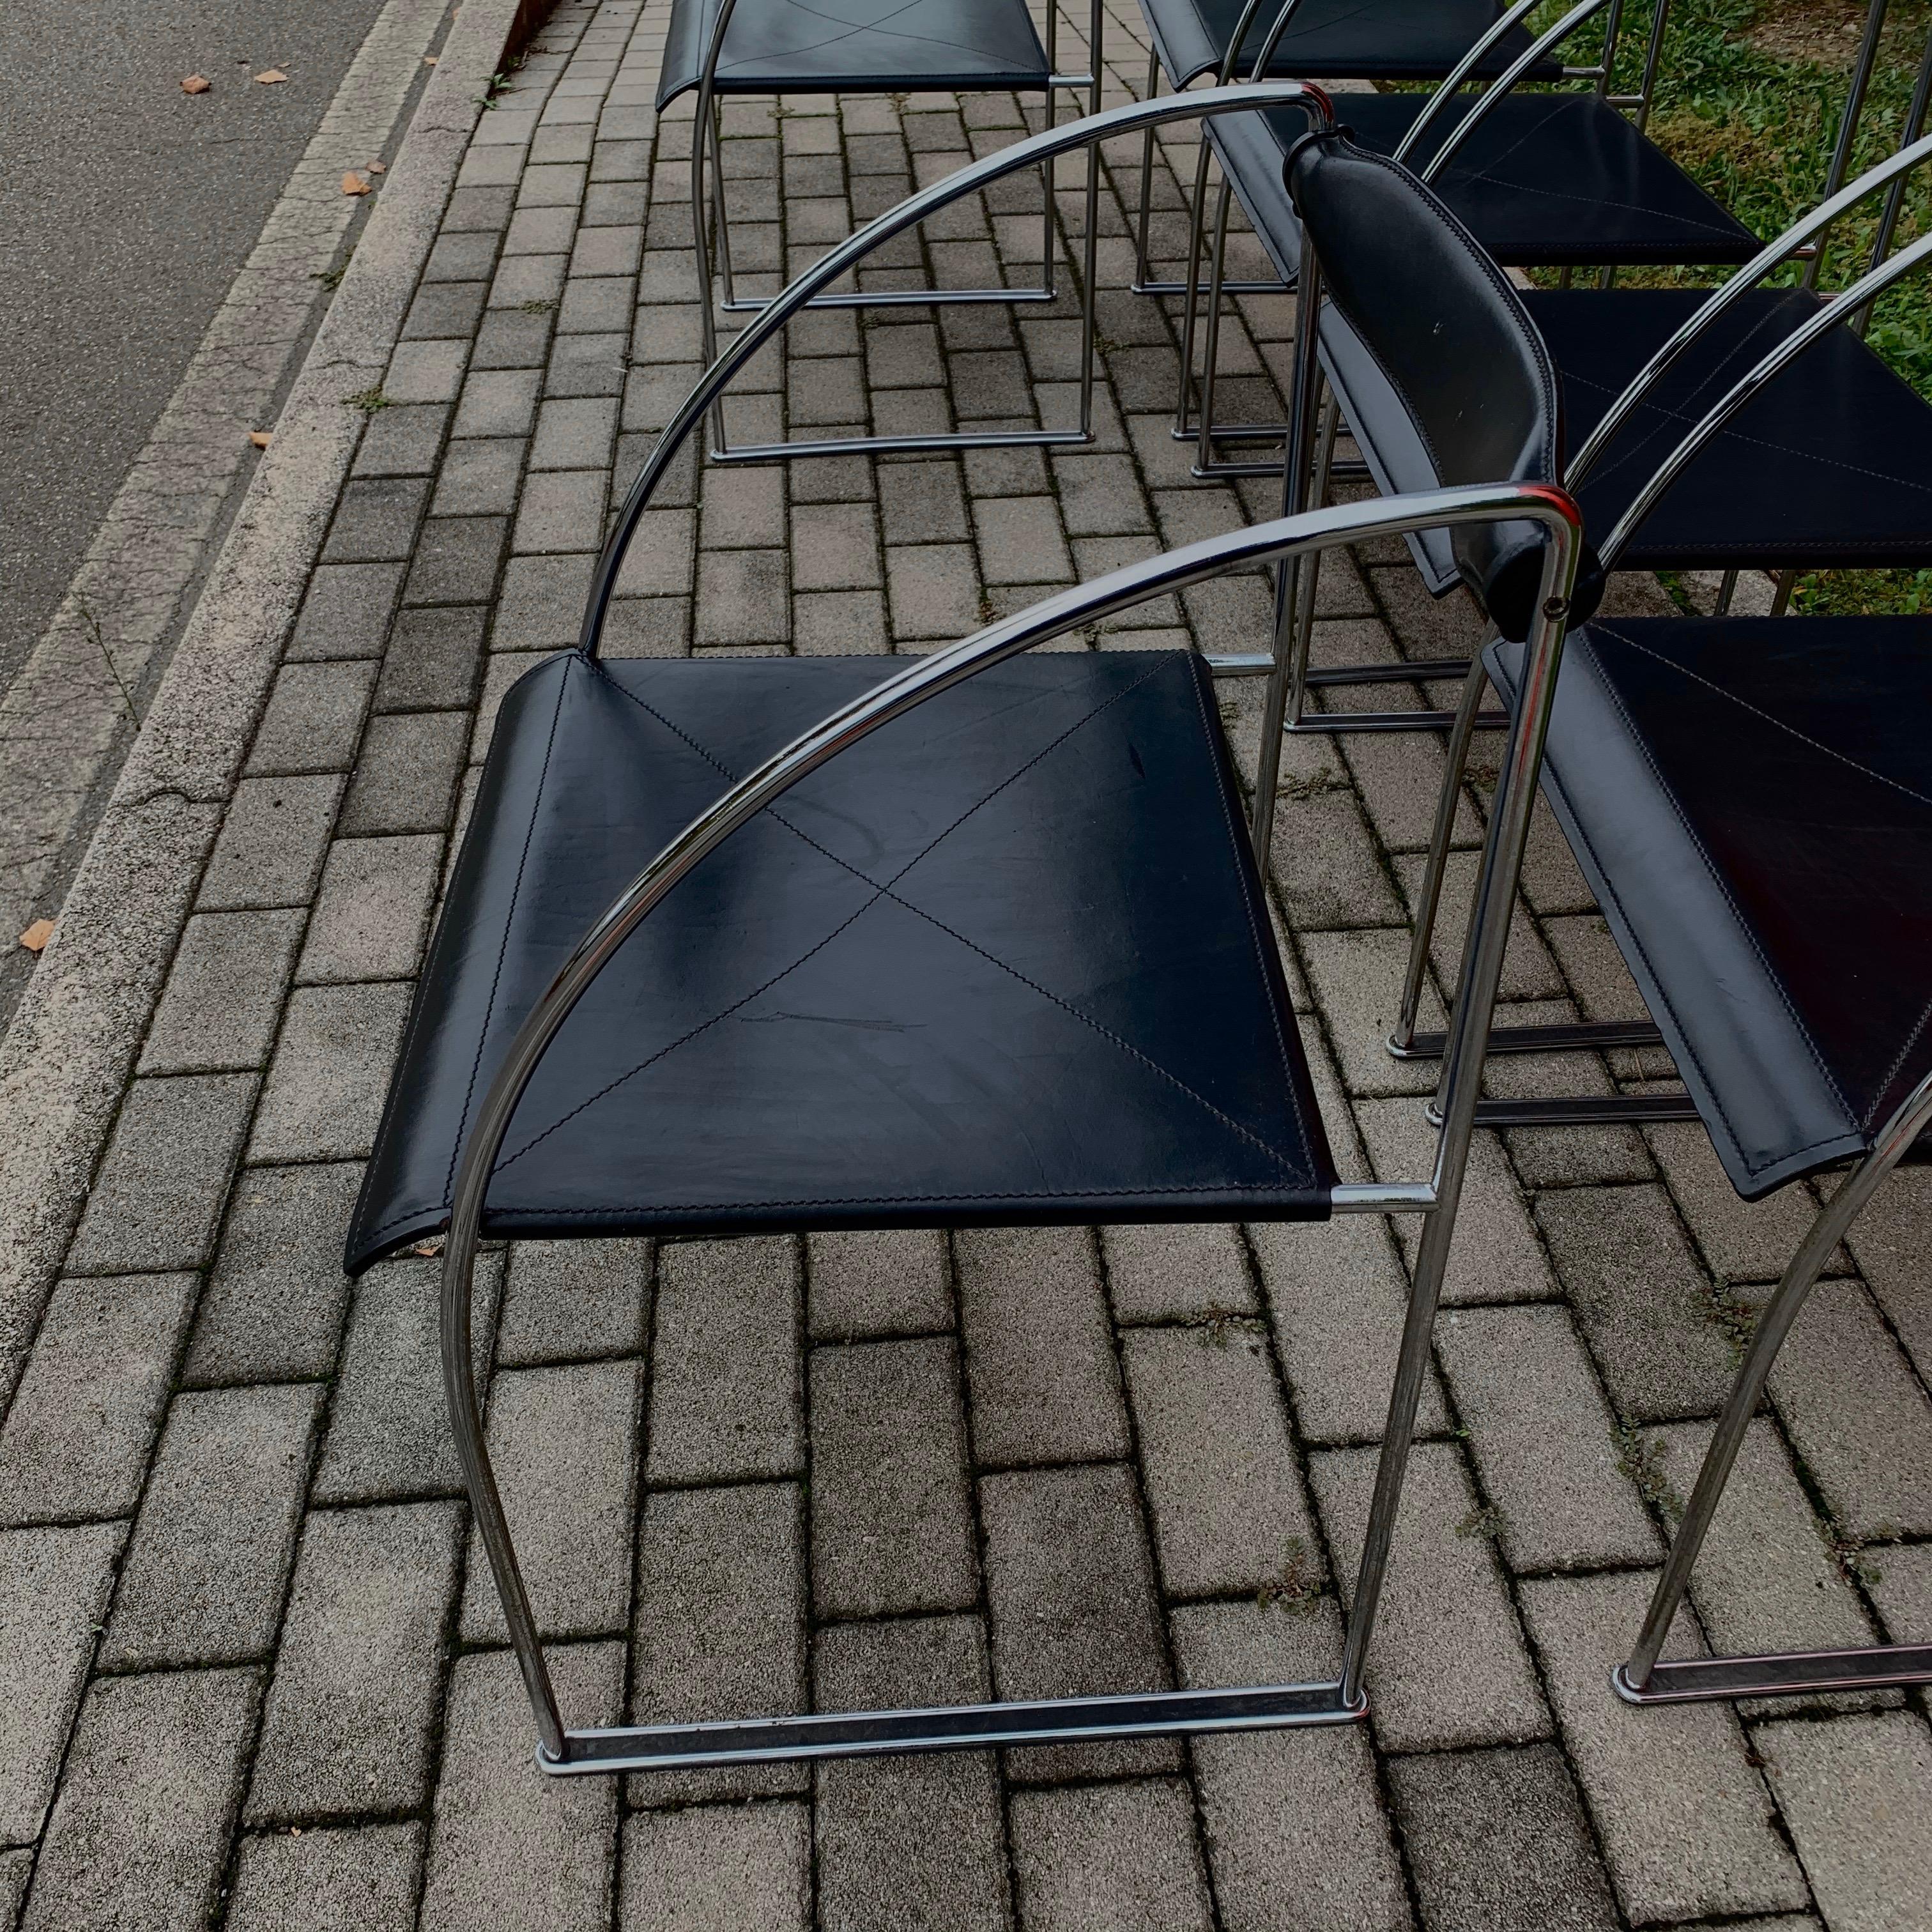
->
(1286, 132), (1602, 636)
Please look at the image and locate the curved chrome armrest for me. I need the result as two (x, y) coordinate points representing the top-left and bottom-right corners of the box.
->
(1568, 128), (1932, 491)
(447, 477), (1583, 1761)
(579, 84), (1334, 659)
(478, 478), (1582, 1298)
(1414, 0), (1613, 181)
(1597, 222), (1932, 569)
(1231, 0), (1308, 83)
(1388, 0), (1544, 165)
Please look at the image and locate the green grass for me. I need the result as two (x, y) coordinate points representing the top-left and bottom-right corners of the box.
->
(1586, 0), (1931, 613)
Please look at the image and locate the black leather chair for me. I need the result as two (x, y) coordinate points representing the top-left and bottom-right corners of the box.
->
(1181, 0), (1756, 461)
(346, 97), (1593, 1779)
(1367, 118), (1932, 1114)
(1126, 0), (1562, 298)
(1207, 26), (1932, 742)
(1483, 611), (1932, 1708)
(658, 0), (1105, 463)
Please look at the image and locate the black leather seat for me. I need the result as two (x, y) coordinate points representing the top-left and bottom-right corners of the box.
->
(1487, 615), (1932, 1200)
(1323, 281), (1932, 594)
(656, 0), (1050, 105)
(346, 649), (1333, 1272)
(1212, 93), (1757, 270)
(1139, 0), (1556, 86)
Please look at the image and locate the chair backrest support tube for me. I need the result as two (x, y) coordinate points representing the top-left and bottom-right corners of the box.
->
(1596, 223), (1932, 567)
(578, 86), (1333, 661)
(1388, 0), (1543, 165)
(1419, 0), (1612, 181)
(1567, 129), (1932, 489)
(1807, 0), (1890, 289)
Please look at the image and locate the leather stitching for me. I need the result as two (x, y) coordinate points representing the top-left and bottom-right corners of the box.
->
(488, 653), (1314, 1180)
(1315, 139), (1560, 489)
(1592, 619), (1932, 1134)
(427, 653), (571, 1211)
(1549, 631), (1857, 1170)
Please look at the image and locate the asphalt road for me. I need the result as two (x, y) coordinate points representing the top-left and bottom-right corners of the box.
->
(0, 0), (392, 691)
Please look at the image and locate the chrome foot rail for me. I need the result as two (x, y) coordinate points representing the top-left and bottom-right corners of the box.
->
(539, 1680), (1365, 1776)
(1614, 1644), (1932, 1706)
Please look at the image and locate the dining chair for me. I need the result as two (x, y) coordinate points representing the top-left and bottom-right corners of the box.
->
(1483, 607), (1932, 1707)
(344, 93), (1595, 1777)
(657, 0), (1105, 461)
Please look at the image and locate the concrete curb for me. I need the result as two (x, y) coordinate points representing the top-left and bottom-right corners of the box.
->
(0, 0), (552, 1398)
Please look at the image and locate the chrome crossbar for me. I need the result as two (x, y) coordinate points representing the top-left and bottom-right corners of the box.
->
(539, 1681), (1363, 1775)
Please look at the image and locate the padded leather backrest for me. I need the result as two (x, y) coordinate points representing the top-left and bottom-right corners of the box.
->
(1286, 132), (1602, 636)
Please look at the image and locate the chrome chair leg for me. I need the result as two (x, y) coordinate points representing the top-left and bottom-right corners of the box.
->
(1132, 43), (1162, 290)
(1615, 1068), (1932, 1705)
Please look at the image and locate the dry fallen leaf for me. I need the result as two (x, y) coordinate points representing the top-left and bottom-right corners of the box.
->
(423, 53), (438, 64)
(181, 74), (211, 93)
(19, 919), (54, 954)
(410, 1237), (445, 1257)
(341, 171), (372, 196)
(367, 160), (387, 174)
(249, 430), (273, 448)
(256, 67), (289, 84)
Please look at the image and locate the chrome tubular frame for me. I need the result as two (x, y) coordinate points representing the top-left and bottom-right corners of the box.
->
(1183, 0), (1620, 475)
(1133, 0), (1298, 299)
(1390, 137), (1932, 1085)
(450, 300), (1584, 1765)
(1614, 1068), (1932, 1705)
(686, 0), (1105, 461)
(641, 88), (1321, 483)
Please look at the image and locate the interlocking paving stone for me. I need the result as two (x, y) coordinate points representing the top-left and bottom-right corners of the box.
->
(1254, 1215), (1450, 1445)
(1533, 1184), (1742, 1423)
(1648, 1416), (1877, 1666)
(1171, 1600), (1409, 1932)
(956, 1225), (1128, 1466)
(139, 910), (305, 1075)
(1390, 1743), (1619, 1932)
(1434, 1303), (1659, 1574)
(298, 836), (443, 985)
(805, 1227), (951, 1338)
(23, 1667), (257, 1932)
(812, 1338), (977, 1621)
(1519, 1569), (1807, 1923)
(1312, 1441), (1549, 1752)
(249, 982), (413, 1163)
(288, 562), (407, 663)
(0, 1521), (123, 1845)
(1122, 1322), (1313, 1598)
(336, 709), (470, 834)
(496, 1236), (650, 1364)
(460, 1359), (641, 1641)
(979, 1462), (1174, 1782)
(102, 1383), (322, 1670)
(1765, 1276), (1932, 1541)
(1761, 1711), (1932, 1932)
(198, 774), (346, 912)
(629, 1482), (808, 1806)
(420, 1644), (622, 1932)
(247, 1502), (463, 1821)
(312, 1254), (502, 1504)
(645, 1236), (802, 1485)
(186, 1162), (362, 1384)
(226, 1823), (422, 1932)
(65, 1072), (256, 1275)
(622, 1801), (811, 1932)
(1102, 1220), (1255, 1324)
(811, 1616), (1008, 1932)
(0, 1273), (195, 1524)
(1011, 1779), (1213, 1932)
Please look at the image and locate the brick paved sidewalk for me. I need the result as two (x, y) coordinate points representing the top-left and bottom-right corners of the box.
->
(4, 1), (1932, 1926)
